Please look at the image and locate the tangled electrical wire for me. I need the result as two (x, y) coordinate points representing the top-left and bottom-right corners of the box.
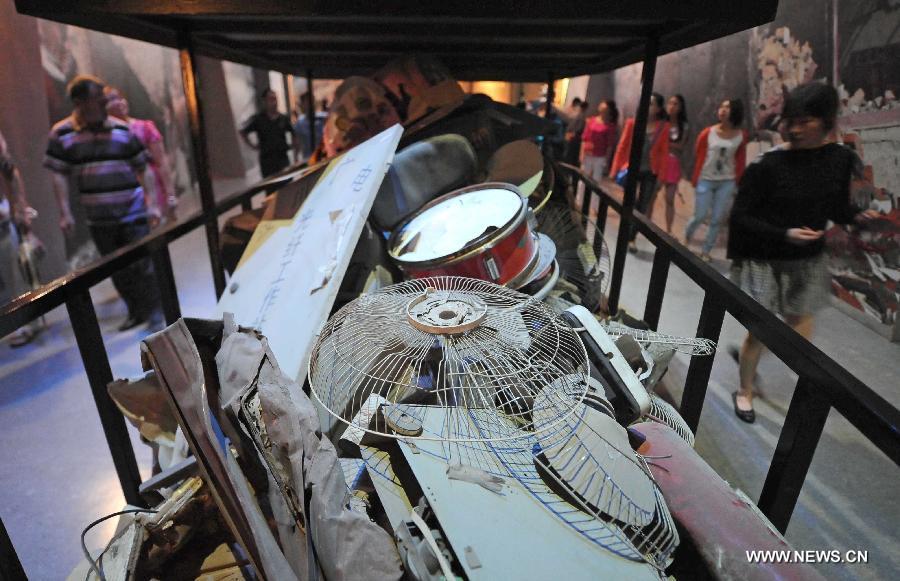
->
(81, 508), (157, 581)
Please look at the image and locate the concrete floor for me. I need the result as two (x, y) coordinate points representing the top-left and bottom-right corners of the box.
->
(1, 177), (897, 580)
(610, 182), (900, 581)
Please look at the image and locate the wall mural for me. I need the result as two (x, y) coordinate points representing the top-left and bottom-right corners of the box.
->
(751, 27), (821, 134)
(830, 0), (900, 338)
(838, 0), (900, 114)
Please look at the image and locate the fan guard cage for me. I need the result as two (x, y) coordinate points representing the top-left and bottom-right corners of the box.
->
(535, 205), (611, 304)
(308, 276), (589, 443)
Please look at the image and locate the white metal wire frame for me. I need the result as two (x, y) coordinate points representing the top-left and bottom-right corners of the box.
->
(309, 277), (678, 569)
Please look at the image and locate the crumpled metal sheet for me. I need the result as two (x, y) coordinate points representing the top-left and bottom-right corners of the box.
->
(217, 318), (318, 581)
(108, 371), (177, 444)
(142, 318), (297, 580)
(252, 342), (403, 581)
(146, 316), (401, 580)
(215, 322), (267, 411)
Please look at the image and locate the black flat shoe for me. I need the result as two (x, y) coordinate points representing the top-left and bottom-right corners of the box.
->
(732, 392), (756, 424)
(118, 313), (148, 332)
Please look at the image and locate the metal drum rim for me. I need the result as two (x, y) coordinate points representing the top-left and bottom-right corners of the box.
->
(387, 181), (529, 268)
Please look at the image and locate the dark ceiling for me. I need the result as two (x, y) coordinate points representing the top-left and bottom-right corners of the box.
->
(15, 1), (778, 81)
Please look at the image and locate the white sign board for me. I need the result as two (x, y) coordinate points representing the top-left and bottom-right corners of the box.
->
(217, 124), (404, 381)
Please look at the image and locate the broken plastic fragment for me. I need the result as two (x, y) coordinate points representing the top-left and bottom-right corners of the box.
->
(446, 463), (505, 494)
(309, 259), (338, 295)
(464, 546), (482, 569)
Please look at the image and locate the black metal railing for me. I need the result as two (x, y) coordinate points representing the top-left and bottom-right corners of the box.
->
(558, 162), (900, 533)
(0, 177), (284, 498)
(0, 172), (290, 573)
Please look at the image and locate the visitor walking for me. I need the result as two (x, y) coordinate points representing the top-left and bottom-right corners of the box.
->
(575, 100), (618, 208)
(240, 88), (298, 177)
(45, 75), (161, 331)
(293, 93), (326, 162)
(657, 95), (689, 234)
(580, 100), (618, 181)
(609, 92), (670, 250)
(0, 130), (41, 346)
(727, 83), (878, 422)
(104, 86), (177, 222)
(563, 98), (588, 166)
(685, 98), (747, 261)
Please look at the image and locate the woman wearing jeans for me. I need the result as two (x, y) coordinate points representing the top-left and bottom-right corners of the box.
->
(684, 99), (748, 261)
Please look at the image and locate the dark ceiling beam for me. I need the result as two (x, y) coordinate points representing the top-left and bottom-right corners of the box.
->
(207, 33), (639, 47)
(11, 8), (179, 48)
(260, 50), (611, 60)
(178, 19), (653, 36)
(14, 0), (779, 80)
(15, 0), (775, 22)
(191, 38), (298, 73)
(594, 20), (748, 71)
(177, 14), (657, 27)
(296, 68), (589, 83)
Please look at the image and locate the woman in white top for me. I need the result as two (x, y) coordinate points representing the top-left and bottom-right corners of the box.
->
(684, 99), (748, 260)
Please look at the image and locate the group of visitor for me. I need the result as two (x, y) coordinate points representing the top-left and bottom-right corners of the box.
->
(573, 82), (878, 423)
(3, 77), (317, 343)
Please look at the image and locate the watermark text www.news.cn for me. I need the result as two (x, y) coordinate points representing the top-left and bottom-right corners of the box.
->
(746, 550), (868, 564)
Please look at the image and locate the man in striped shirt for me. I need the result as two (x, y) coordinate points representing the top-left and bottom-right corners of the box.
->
(45, 75), (161, 331)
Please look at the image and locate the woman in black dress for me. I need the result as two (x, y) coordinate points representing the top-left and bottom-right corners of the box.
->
(727, 83), (878, 423)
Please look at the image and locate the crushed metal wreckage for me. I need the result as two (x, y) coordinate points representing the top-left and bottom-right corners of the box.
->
(90, 61), (823, 580)
(98, 290), (820, 580)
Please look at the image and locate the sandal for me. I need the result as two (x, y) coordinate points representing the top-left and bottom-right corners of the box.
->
(8, 328), (34, 348)
(732, 391), (755, 424)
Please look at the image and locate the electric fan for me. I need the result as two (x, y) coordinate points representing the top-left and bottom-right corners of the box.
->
(307, 276), (680, 570)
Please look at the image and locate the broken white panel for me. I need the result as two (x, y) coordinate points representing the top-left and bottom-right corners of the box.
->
(397, 437), (660, 581)
(396, 410), (659, 581)
(217, 124), (404, 381)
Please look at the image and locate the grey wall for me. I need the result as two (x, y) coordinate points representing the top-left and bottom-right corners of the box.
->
(0, 0), (67, 280)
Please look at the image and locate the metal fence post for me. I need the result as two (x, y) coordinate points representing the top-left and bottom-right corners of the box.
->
(758, 377), (831, 533)
(545, 71), (555, 117)
(0, 514), (25, 580)
(608, 33), (659, 315)
(178, 30), (227, 299)
(643, 249), (670, 330)
(66, 291), (145, 507)
(150, 241), (182, 325)
(597, 195), (609, 235)
(679, 292), (726, 432)
(306, 69), (316, 153)
(580, 176), (592, 218)
(283, 72), (295, 123)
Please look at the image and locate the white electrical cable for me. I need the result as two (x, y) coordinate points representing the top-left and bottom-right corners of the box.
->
(409, 508), (455, 580)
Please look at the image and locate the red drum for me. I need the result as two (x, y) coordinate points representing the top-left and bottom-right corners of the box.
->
(388, 183), (538, 287)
